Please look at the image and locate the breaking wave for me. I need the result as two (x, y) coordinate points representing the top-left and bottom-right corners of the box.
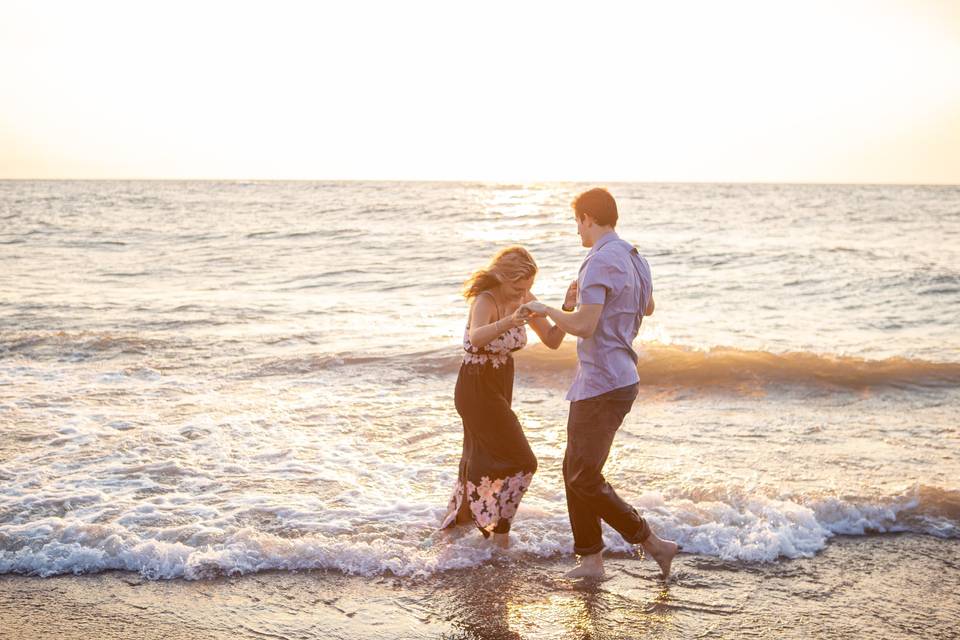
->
(0, 484), (955, 580)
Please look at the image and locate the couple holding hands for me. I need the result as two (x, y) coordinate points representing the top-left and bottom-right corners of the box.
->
(441, 188), (678, 579)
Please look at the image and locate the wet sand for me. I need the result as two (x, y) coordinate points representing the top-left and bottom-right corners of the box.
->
(1, 534), (957, 639)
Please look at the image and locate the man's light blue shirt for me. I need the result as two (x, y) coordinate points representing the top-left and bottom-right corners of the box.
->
(566, 231), (653, 402)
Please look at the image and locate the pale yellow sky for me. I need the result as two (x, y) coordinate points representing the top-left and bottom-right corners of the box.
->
(1, 0), (959, 183)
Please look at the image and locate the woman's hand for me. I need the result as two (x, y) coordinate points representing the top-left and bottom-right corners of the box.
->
(508, 305), (533, 328)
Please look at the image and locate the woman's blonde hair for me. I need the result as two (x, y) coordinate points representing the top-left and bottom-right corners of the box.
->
(463, 246), (538, 299)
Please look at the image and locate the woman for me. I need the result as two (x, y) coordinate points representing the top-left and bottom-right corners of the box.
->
(441, 246), (566, 548)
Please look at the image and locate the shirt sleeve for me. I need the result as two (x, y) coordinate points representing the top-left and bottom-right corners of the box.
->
(635, 253), (653, 314)
(578, 256), (610, 305)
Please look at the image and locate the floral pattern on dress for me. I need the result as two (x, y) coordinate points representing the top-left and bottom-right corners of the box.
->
(462, 324), (527, 368)
(440, 471), (534, 536)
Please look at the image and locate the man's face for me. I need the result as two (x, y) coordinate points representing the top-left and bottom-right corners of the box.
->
(575, 213), (592, 248)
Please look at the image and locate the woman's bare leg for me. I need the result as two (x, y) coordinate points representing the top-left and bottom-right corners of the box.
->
(455, 493), (472, 525)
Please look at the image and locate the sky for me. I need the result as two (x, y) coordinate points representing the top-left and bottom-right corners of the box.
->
(1, 0), (959, 183)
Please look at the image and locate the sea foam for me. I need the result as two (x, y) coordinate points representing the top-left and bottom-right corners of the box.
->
(0, 485), (954, 580)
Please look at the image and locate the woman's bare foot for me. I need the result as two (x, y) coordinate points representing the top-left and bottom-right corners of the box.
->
(492, 532), (510, 549)
(641, 533), (679, 579)
(563, 552), (605, 579)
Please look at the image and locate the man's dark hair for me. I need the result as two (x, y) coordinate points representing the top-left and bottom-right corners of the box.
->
(572, 188), (618, 227)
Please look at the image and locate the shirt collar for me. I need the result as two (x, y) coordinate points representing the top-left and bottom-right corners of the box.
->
(587, 230), (619, 257)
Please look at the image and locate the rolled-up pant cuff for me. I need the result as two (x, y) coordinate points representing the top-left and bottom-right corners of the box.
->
(573, 541), (605, 556)
(622, 511), (651, 545)
(574, 513), (650, 555)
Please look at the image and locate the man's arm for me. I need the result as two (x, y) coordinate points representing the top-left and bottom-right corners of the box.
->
(526, 257), (610, 338)
(525, 302), (603, 339)
(645, 296), (655, 316)
(522, 291), (566, 348)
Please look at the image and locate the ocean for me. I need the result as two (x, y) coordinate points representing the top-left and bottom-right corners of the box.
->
(1, 180), (958, 638)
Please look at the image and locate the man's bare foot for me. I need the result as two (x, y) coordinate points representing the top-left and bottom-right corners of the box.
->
(492, 532), (510, 549)
(563, 552), (605, 579)
(641, 533), (679, 579)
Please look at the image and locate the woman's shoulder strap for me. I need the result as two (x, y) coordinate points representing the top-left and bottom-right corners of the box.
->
(476, 290), (501, 320)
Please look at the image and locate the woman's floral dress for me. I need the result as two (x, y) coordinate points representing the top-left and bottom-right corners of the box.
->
(441, 291), (538, 537)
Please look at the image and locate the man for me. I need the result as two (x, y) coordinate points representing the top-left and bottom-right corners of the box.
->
(523, 187), (678, 579)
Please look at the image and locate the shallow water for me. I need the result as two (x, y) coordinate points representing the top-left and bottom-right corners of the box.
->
(2, 535), (958, 639)
(1, 180), (958, 580)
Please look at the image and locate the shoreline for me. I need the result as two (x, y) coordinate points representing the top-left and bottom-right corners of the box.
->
(2, 534), (957, 639)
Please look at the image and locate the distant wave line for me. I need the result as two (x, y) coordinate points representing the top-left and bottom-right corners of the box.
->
(6, 330), (959, 392)
(254, 342), (960, 392)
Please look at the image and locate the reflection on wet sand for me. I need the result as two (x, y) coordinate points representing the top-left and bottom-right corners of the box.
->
(506, 583), (673, 640)
(438, 557), (676, 640)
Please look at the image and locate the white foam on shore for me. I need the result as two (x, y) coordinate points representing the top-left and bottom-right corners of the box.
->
(0, 485), (955, 580)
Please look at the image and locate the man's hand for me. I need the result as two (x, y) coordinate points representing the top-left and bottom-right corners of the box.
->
(521, 301), (548, 316)
(563, 280), (578, 311)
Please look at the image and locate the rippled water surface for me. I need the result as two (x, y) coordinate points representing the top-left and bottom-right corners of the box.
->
(1, 180), (958, 581)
